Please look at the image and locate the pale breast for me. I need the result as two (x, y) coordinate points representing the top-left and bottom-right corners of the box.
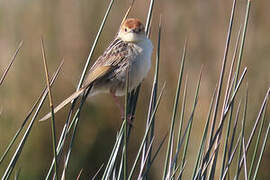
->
(115, 38), (153, 96)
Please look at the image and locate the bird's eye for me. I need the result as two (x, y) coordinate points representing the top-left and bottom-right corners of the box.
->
(124, 28), (128, 32)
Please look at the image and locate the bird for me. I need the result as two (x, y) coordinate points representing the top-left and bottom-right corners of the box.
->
(39, 18), (153, 122)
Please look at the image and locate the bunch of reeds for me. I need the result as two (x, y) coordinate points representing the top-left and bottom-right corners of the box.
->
(0, 0), (269, 179)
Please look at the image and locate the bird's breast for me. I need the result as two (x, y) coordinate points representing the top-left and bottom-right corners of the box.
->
(127, 39), (153, 91)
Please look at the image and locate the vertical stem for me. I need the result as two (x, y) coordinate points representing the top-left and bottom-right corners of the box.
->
(41, 38), (58, 180)
(207, 0), (237, 178)
(123, 67), (130, 180)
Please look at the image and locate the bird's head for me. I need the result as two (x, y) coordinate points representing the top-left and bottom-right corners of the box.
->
(118, 18), (146, 43)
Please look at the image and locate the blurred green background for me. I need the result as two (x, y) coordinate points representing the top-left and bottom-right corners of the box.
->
(0, 0), (270, 179)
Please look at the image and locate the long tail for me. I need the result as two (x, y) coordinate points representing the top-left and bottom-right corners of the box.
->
(39, 88), (85, 122)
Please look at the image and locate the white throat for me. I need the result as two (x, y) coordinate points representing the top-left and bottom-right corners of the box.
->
(118, 32), (146, 43)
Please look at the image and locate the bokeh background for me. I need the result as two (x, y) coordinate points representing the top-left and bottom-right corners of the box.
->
(0, 0), (270, 179)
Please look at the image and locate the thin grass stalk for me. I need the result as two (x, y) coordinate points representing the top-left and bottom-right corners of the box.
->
(126, 88), (140, 136)
(45, 118), (71, 179)
(225, 73), (236, 110)
(235, 100), (247, 180)
(219, 27), (242, 179)
(162, 43), (186, 180)
(221, 88), (270, 180)
(115, 68), (131, 180)
(167, 135), (174, 179)
(223, 83), (236, 180)
(202, 68), (247, 167)
(142, 17), (162, 178)
(221, 24), (242, 180)
(171, 97), (199, 175)
(138, 137), (155, 180)
(207, 0), (236, 153)
(117, 153), (124, 180)
(29, 60), (64, 179)
(0, 41), (23, 86)
(196, 142), (221, 179)
(224, 68), (247, 114)
(45, 102), (83, 178)
(179, 68), (202, 179)
(123, 68), (130, 180)
(207, 0), (237, 178)
(221, 135), (241, 180)
(223, 86), (236, 180)
(223, 99), (242, 180)
(170, 161), (183, 180)
(45, 1), (115, 178)
(228, 0), (252, 176)
(142, 133), (168, 179)
(199, 69), (246, 178)
(235, 133), (243, 180)
(41, 38), (59, 180)
(176, 162), (186, 180)
(225, 103), (240, 178)
(174, 74), (188, 169)
(67, 108), (85, 133)
(231, 97), (246, 170)
(111, 169), (115, 180)
(128, 83), (166, 180)
(247, 102), (266, 180)
(205, 142), (222, 174)
(145, 0), (155, 37)
(242, 138), (248, 180)
(229, 3), (252, 174)
(0, 99), (37, 165)
(252, 113), (270, 180)
(222, 28), (242, 174)
(234, 0), (250, 87)
(232, 0), (251, 175)
(76, 169), (83, 180)
(237, 88), (270, 174)
(58, 108), (85, 178)
(191, 87), (216, 180)
(60, 88), (91, 179)
(102, 123), (125, 179)
(193, 155), (204, 179)
(223, 77), (239, 179)
(195, 154), (204, 179)
(2, 61), (63, 179)
(14, 168), (21, 180)
(242, 86), (249, 180)
(0, 73), (54, 165)
(91, 164), (104, 180)
(225, 1), (251, 179)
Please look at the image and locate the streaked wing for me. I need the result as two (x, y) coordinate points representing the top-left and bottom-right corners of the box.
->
(39, 38), (132, 122)
(82, 38), (131, 87)
(83, 66), (111, 87)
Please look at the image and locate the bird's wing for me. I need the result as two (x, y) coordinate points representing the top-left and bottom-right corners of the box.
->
(40, 39), (133, 122)
(82, 38), (131, 87)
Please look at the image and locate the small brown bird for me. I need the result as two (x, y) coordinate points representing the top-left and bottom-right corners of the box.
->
(40, 18), (153, 122)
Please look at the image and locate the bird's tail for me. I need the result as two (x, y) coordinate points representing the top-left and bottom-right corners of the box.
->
(39, 88), (85, 122)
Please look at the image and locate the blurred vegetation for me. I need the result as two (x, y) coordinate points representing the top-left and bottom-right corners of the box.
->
(0, 0), (270, 179)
